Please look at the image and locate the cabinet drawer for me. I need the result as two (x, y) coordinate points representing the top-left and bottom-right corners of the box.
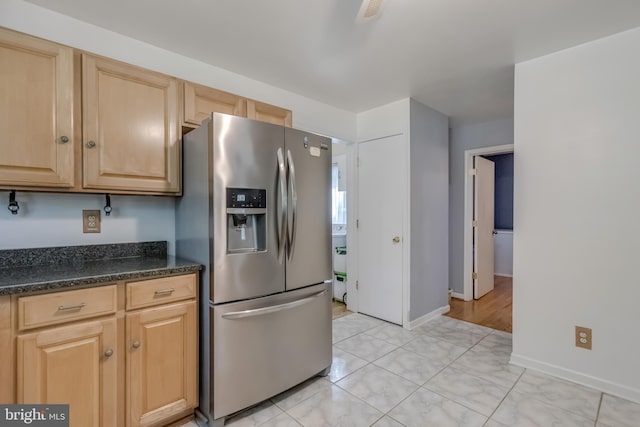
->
(126, 274), (196, 310)
(18, 285), (117, 331)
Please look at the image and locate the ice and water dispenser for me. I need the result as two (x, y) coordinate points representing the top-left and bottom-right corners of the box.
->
(226, 188), (267, 253)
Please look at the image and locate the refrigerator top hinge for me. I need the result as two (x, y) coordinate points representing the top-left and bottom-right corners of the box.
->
(356, 280), (359, 290)
(469, 168), (477, 175)
(472, 272), (478, 280)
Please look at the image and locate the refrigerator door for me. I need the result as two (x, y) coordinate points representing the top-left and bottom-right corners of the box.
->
(212, 282), (332, 419)
(284, 128), (332, 290)
(212, 113), (286, 304)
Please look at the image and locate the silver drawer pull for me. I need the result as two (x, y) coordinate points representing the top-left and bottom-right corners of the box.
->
(58, 302), (86, 311)
(154, 288), (175, 296)
(104, 348), (113, 358)
(132, 340), (141, 349)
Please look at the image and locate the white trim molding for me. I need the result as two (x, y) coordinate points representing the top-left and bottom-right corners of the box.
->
(406, 305), (450, 330)
(463, 144), (514, 301)
(451, 292), (465, 300)
(511, 353), (640, 404)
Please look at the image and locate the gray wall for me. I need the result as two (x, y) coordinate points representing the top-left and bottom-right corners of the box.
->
(484, 153), (514, 230)
(449, 117), (513, 294)
(0, 191), (176, 254)
(409, 99), (449, 320)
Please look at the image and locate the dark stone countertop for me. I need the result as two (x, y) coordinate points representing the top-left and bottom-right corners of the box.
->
(0, 242), (202, 296)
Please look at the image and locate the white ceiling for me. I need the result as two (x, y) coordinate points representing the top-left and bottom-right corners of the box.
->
(25, 0), (640, 123)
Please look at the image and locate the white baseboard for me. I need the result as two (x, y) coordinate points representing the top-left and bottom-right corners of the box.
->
(406, 305), (450, 330)
(510, 353), (640, 404)
(451, 292), (465, 300)
(495, 273), (513, 278)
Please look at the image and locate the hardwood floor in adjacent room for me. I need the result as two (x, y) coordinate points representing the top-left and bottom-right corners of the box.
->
(445, 275), (512, 332)
(332, 300), (352, 320)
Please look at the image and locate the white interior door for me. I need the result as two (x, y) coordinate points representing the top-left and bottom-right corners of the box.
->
(474, 156), (495, 299)
(357, 135), (404, 325)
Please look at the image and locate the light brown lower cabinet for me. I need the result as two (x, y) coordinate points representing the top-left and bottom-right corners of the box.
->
(126, 300), (197, 427)
(17, 318), (119, 427)
(10, 274), (199, 427)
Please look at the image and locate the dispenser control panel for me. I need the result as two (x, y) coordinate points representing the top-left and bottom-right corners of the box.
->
(227, 188), (266, 209)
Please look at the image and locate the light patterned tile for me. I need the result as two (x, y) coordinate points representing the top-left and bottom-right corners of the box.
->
(226, 400), (284, 427)
(371, 416), (404, 427)
(402, 335), (468, 365)
(334, 333), (397, 362)
(364, 323), (423, 346)
(271, 377), (332, 411)
(258, 412), (301, 427)
(388, 387), (487, 427)
(286, 385), (383, 427)
(492, 391), (594, 427)
(425, 367), (510, 416)
(597, 393), (640, 427)
(373, 347), (444, 385)
(336, 364), (418, 413)
(475, 333), (512, 353)
(332, 314), (388, 343)
(418, 324), (487, 348)
(328, 348), (368, 383)
(511, 370), (601, 420)
(449, 346), (523, 389)
(483, 419), (509, 427)
(442, 317), (494, 335)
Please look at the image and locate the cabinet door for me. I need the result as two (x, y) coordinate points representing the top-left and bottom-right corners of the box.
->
(246, 99), (292, 127)
(0, 28), (74, 187)
(127, 300), (197, 427)
(83, 54), (180, 193)
(17, 318), (118, 427)
(182, 82), (245, 129)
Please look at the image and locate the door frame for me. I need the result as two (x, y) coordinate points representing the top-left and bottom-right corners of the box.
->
(462, 144), (514, 301)
(350, 133), (409, 327)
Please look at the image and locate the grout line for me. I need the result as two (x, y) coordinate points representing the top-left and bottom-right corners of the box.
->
(484, 367), (527, 423)
(594, 392), (604, 427)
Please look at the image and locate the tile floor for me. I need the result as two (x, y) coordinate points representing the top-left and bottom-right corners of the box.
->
(184, 313), (640, 427)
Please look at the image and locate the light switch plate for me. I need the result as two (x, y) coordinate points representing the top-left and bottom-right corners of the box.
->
(83, 210), (101, 233)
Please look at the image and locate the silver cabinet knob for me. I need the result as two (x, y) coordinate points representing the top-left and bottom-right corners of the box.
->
(86, 140), (97, 148)
(132, 340), (141, 349)
(393, 236), (401, 243)
(104, 348), (113, 358)
(59, 135), (69, 144)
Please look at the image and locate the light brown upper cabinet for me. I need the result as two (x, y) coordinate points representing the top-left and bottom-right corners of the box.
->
(246, 99), (292, 128)
(83, 54), (180, 194)
(182, 82), (245, 129)
(0, 28), (75, 188)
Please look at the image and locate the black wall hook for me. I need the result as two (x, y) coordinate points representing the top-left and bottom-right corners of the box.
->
(8, 190), (19, 215)
(104, 194), (112, 216)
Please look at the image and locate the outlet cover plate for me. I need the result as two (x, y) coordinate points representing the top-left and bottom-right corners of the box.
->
(575, 326), (592, 350)
(83, 210), (101, 233)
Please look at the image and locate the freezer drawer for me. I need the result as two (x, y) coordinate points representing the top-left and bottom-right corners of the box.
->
(211, 283), (332, 420)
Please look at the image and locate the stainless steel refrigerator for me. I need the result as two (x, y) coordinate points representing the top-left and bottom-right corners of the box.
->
(175, 113), (332, 426)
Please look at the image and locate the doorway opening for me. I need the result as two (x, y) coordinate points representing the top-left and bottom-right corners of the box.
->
(447, 144), (514, 332)
(331, 140), (350, 318)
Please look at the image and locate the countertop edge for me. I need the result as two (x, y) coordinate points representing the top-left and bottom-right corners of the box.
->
(0, 264), (203, 296)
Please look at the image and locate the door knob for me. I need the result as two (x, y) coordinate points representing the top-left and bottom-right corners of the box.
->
(104, 348), (113, 358)
(86, 140), (97, 149)
(132, 340), (141, 349)
(393, 236), (401, 243)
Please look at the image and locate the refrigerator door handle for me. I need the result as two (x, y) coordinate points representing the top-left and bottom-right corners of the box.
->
(221, 290), (328, 319)
(277, 147), (287, 264)
(286, 149), (298, 260)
